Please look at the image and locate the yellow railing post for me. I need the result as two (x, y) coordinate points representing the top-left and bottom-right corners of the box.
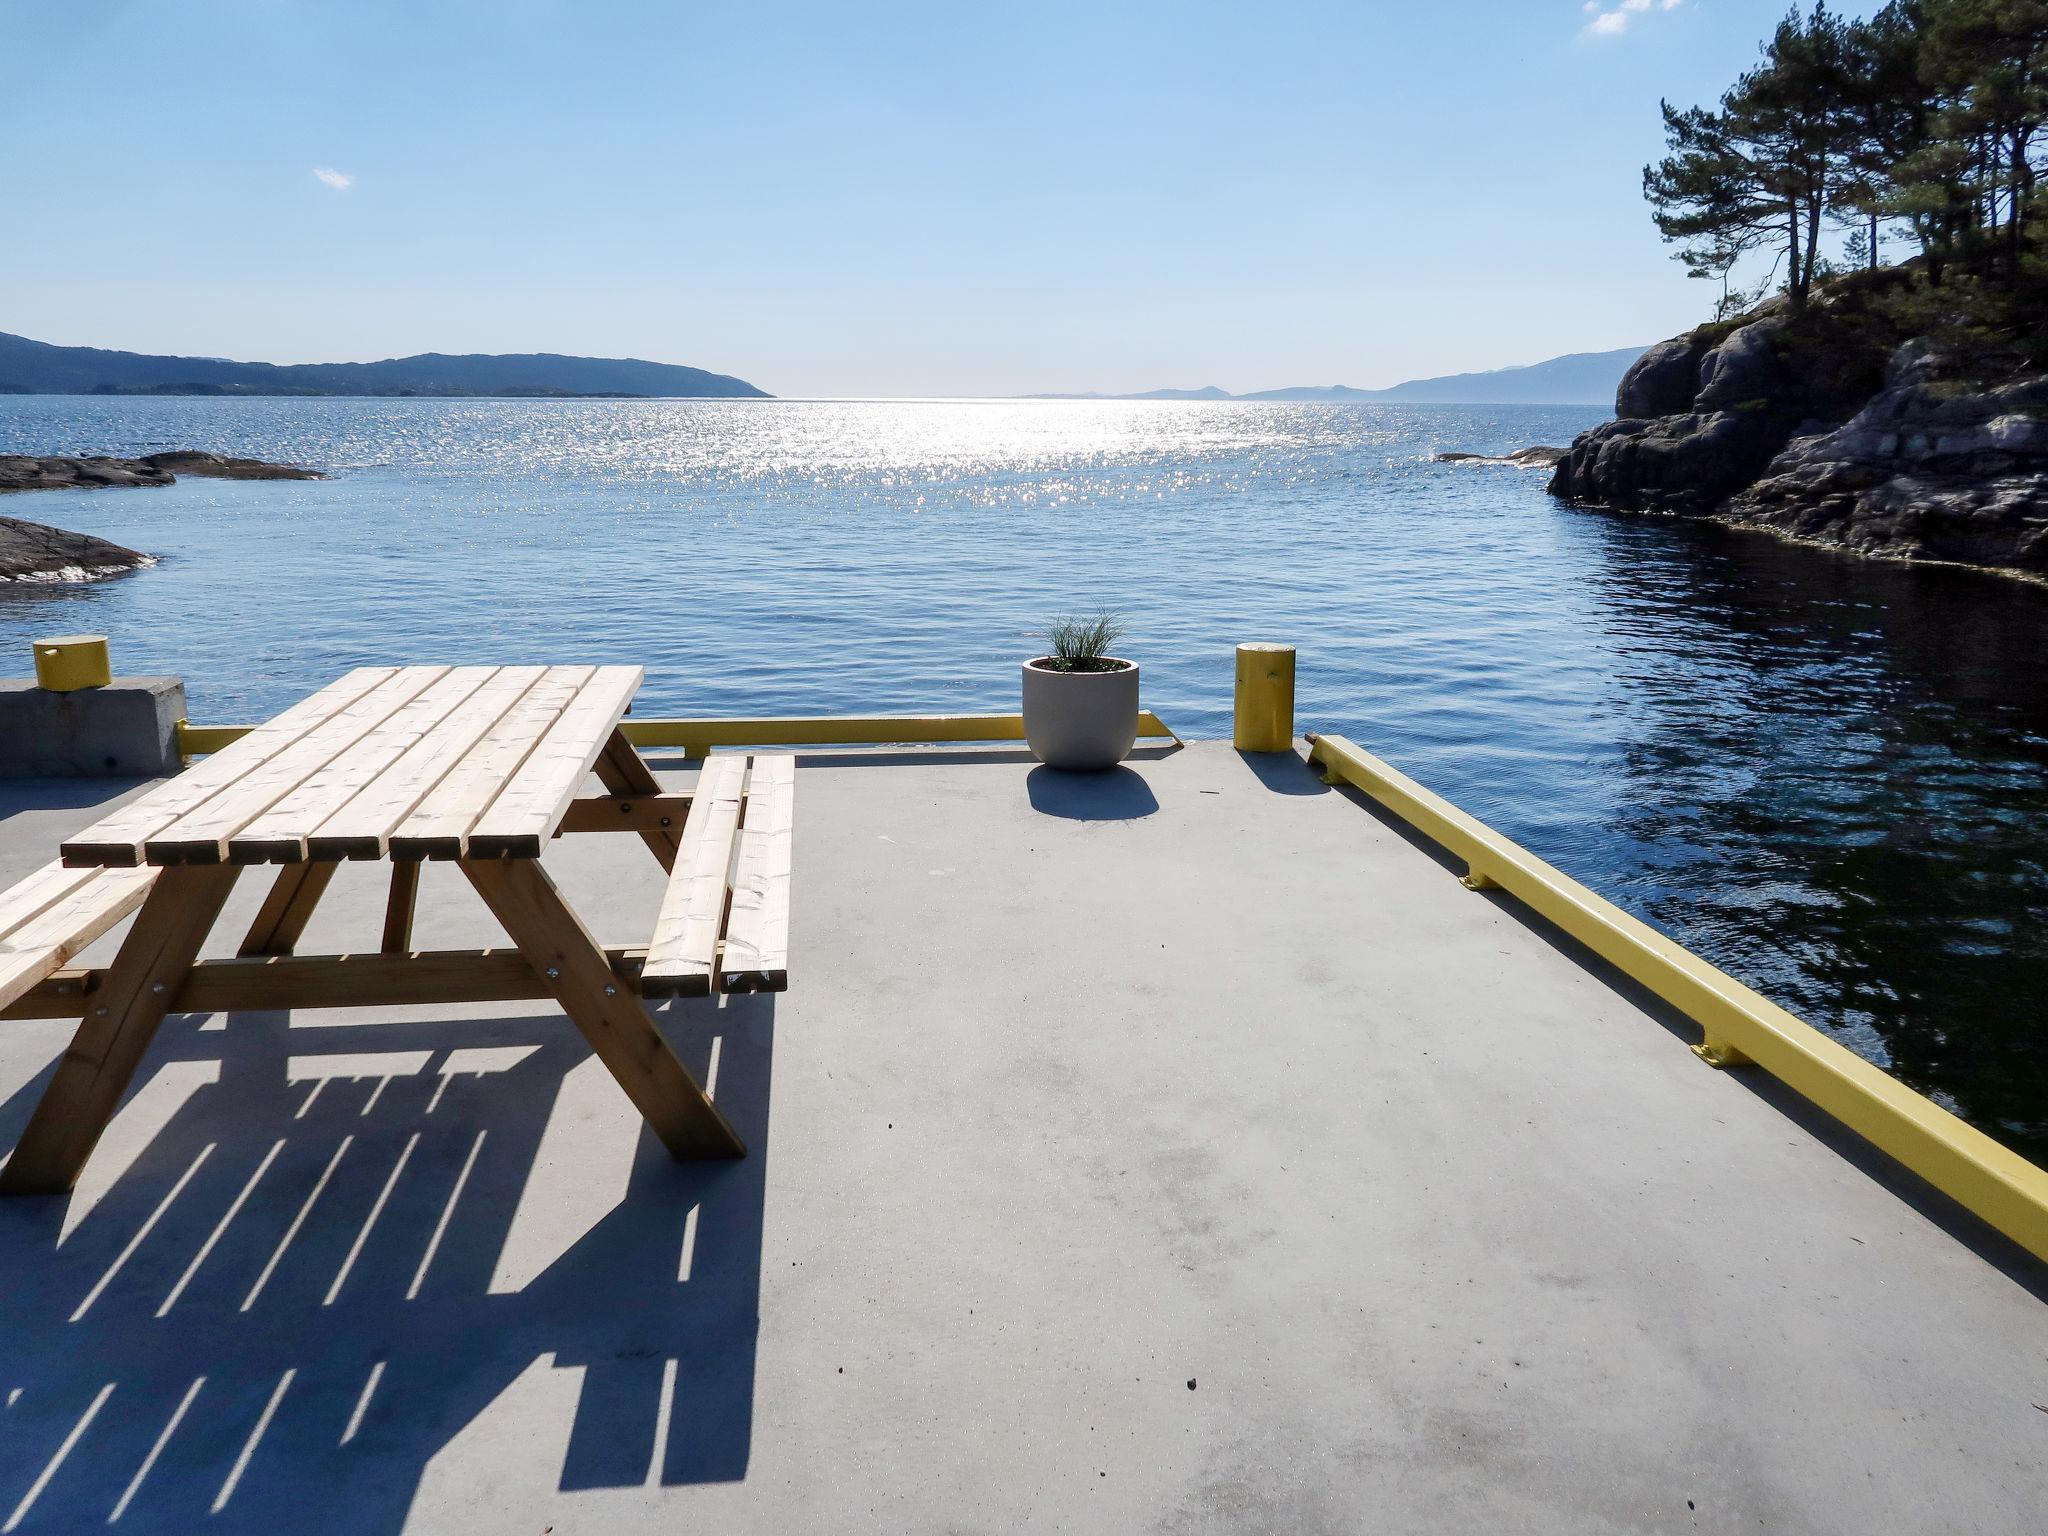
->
(1233, 643), (1295, 752)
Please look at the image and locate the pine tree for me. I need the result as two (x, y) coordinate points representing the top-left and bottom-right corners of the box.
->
(1918, 0), (2048, 280)
(1838, 2), (1932, 271)
(1645, 5), (1858, 306)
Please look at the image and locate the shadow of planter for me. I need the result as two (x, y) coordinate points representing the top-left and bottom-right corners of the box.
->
(1024, 765), (1159, 821)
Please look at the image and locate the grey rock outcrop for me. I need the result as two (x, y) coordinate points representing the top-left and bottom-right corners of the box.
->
(0, 452), (321, 493)
(1550, 316), (1811, 515)
(1548, 305), (2048, 576)
(1615, 335), (1711, 418)
(0, 514), (153, 581)
(0, 455), (174, 492)
(1729, 342), (2048, 568)
(138, 451), (322, 481)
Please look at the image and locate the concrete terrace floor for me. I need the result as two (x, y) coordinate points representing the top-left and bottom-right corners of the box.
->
(0, 740), (2043, 1534)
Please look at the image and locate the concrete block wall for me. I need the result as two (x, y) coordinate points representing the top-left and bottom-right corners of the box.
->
(0, 676), (186, 777)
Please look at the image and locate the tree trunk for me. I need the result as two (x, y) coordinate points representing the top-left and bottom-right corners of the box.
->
(2010, 130), (2032, 284)
(1917, 214), (1944, 286)
(1868, 212), (1880, 271)
(1805, 193), (1824, 295)
(1787, 204), (1805, 302)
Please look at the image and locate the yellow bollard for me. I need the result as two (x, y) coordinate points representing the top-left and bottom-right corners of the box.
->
(33, 635), (112, 692)
(1232, 643), (1295, 752)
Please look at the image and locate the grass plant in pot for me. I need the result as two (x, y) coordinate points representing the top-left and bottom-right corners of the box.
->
(1021, 610), (1140, 771)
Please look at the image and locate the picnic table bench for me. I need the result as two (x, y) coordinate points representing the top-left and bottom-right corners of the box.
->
(0, 665), (791, 1195)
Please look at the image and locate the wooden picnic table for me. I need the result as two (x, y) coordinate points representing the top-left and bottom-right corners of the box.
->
(0, 665), (792, 1196)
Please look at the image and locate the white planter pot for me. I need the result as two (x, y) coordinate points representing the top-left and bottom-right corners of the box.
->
(1020, 657), (1140, 771)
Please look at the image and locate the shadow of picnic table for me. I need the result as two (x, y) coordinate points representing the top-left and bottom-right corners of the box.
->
(0, 993), (772, 1533)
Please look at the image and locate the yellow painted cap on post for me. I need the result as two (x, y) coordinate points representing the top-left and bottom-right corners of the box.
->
(33, 635), (111, 693)
(1233, 642), (1296, 752)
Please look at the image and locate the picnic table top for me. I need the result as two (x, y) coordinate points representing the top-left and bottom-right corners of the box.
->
(61, 664), (644, 868)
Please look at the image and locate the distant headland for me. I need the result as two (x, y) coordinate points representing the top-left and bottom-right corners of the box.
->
(0, 330), (771, 399)
(1025, 346), (1649, 406)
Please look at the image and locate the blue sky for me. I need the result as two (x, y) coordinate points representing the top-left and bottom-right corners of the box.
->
(2, 1), (1878, 396)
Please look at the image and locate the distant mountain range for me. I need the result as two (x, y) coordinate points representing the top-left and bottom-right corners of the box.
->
(0, 330), (770, 399)
(1028, 346), (1648, 406)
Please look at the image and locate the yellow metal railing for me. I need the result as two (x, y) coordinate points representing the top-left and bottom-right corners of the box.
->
(1306, 730), (2048, 1265)
(177, 710), (1182, 761)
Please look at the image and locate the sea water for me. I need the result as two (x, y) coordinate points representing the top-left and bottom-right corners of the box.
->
(3, 395), (2045, 1153)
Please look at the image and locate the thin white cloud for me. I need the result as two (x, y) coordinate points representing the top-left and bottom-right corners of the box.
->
(311, 167), (354, 191)
(1584, 0), (1680, 36)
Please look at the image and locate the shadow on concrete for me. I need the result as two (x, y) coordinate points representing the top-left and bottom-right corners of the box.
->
(1024, 766), (1159, 821)
(0, 992), (773, 1532)
(641, 744), (1182, 772)
(1234, 748), (1330, 796)
(0, 776), (157, 825)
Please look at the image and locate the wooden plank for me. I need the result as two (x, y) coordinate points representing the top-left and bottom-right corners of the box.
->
(144, 668), (449, 866)
(61, 668), (398, 867)
(462, 858), (743, 1158)
(640, 754), (747, 998)
(720, 754), (793, 994)
(0, 867), (157, 1012)
(381, 862), (420, 954)
(591, 728), (681, 870)
(237, 861), (340, 957)
(465, 667), (643, 859)
(3, 945), (652, 1019)
(229, 667), (498, 863)
(388, 667), (594, 861)
(0, 864), (240, 1195)
(0, 861), (105, 938)
(557, 793), (693, 837)
(307, 665), (549, 860)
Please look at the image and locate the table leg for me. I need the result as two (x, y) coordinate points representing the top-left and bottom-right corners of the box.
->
(238, 861), (339, 957)
(594, 728), (682, 872)
(381, 861), (420, 953)
(0, 864), (242, 1196)
(461, 857), (744, 1159)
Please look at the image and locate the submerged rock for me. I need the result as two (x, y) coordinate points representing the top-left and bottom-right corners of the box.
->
(0, 513), (153, 582)
(1436, 445), (1567, 467)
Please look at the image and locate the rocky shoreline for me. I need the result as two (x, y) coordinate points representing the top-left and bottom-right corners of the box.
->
(1547, 304), (2048, 578)
(0, 450), (320, 581)
(0, 450), (322, 493)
